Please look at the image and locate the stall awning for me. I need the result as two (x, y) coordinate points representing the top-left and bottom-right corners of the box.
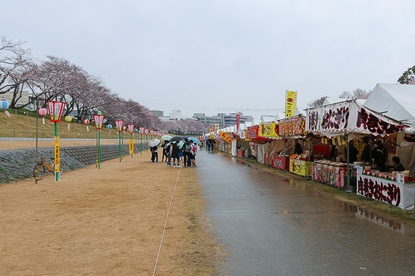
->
(305, 99), (404, 137)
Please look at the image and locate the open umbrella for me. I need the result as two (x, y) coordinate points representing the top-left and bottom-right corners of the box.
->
(161, 135), (172, 141)
(177, 140), (184, 149)
(149, 139), (161, 147)
(169, 136), (183, 142)
(187, 137), (200, 144)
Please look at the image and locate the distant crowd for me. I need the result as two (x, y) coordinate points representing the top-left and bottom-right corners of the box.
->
(149, 138), (198, 168)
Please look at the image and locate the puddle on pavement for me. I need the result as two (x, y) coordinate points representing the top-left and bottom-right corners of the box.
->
(230, 154), (414, 234)
(340, 201), (414, 233)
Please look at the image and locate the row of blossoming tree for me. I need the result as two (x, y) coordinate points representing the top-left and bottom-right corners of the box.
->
(0, 37), (208, 134)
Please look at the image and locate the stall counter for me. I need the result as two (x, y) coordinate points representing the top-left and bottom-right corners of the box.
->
(272, 155), (289, 171)
(289, 156), (312, 177)
(356, 171), (415, 210)
(312, 161), (346, 189)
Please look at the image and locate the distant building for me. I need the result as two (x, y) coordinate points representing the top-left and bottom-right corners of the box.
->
(168, 109), (182, 120)
(193, 112), (253, 129)
(150, 110), (164, 117)
(2, 91), (32, 109)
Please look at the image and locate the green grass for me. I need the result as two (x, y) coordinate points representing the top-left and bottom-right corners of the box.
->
(0, 112), (121, 139)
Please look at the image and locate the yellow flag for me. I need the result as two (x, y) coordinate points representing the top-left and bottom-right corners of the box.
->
(285, 91), (297, 118)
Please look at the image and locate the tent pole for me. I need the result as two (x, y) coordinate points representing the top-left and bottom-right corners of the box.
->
(346, 134), (351, 192)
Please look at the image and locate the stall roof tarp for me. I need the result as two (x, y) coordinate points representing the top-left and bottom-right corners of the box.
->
(306, 99), (404, 137)
(364, 83), (415, 126)
(323, 97), (366, 106)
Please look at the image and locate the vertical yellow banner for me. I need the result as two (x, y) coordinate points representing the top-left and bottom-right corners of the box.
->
(285, 90), (297, 118)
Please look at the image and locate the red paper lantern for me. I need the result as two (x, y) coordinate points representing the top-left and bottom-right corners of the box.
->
(84, 119), (90, 125)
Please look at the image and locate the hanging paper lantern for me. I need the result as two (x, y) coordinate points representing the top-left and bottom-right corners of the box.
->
(1, 99), (9, 110)
(38, 108), (47, 116)
(65, 115), (72, 130)
(37, 107), (47, 124)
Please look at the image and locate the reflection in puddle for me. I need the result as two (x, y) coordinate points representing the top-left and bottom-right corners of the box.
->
(341, 202), (406, 232)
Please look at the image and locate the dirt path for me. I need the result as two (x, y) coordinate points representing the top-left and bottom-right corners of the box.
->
(0, 142), (223, 275)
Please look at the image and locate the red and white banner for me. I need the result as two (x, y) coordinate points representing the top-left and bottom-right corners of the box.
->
(306, 100), (403, 136)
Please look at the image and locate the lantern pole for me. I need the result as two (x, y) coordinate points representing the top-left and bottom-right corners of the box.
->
(118, 130), (122, 161)
(145, 128), (149, 152)
(115, 120), (124, 162)
(47, 100), (66, 182)
(97, 128), (101, 167)
(94, 112), (104, 169)
(127, 124), (135, 158)
(139, 127), (143, 155)
(35, 97), (39, 184)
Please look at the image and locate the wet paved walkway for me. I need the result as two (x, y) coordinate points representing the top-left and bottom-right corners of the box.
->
(196, 150), (415, 275)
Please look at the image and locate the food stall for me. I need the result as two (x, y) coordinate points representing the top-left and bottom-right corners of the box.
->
(246, 125), (272, 162)
(356, 167), (415, 210)
(258, 121), (280, 166)
(278, 115), (311, 176)
(306, 99), (405, 190)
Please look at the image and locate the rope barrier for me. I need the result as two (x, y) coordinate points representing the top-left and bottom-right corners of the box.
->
(152, 169), (181, 276)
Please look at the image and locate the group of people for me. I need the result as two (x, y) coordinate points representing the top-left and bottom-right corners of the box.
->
(330, 137), (405, 173)
(150, 138), (198, 168)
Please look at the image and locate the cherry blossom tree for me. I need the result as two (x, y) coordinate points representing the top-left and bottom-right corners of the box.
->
(0, 37), (33, 108)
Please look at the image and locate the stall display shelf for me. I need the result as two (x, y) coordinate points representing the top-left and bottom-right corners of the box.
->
(312, 160), (347, 189)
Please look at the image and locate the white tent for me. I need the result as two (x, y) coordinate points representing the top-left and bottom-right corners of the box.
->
(324, 97), (366, 106)
(364, 83), (415, 177)
(364, 83), (415, 127)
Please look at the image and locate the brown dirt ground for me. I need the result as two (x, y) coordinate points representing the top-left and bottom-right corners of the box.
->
(0, 140), (224, 275)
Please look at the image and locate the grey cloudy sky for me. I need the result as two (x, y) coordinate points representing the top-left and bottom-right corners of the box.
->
(3, 0), (415, 123)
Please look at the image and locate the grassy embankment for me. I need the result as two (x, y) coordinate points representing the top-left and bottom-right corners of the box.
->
(0, 111), (120, 139)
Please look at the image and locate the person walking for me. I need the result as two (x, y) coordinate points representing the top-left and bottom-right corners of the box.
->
(190, 140), (197, 167)
(166, 143), (172, 166)
(171, 142), (180, 168)
(150, 146), (158, 162)
(183, 139), (192, 168)
(161, 140), (169, 162)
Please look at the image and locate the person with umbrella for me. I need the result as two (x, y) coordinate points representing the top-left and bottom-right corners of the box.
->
(161, 140), (169, 162)
(171, 142), (180, 168)
(183, 139), (192, 167)
(149, 139), (160, 163)
(150, 145), (158, 163)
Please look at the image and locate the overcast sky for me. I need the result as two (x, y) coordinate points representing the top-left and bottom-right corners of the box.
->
(3, 0), (415, 123)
